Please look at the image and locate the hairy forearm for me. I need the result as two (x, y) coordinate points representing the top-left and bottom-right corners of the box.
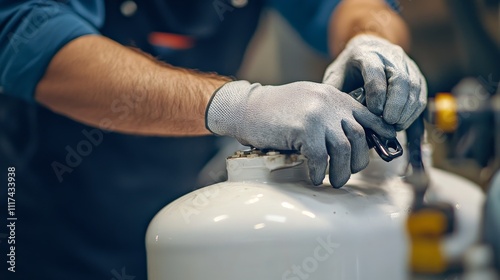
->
(328, 0), (410, 56)
(36, 35), (230, 136)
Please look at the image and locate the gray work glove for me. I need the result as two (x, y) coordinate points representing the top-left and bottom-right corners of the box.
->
(206, 80), (396, 188)
(323, 34), (427, 130)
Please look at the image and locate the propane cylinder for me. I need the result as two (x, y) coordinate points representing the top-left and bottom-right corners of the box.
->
(146, 148), (484, 280)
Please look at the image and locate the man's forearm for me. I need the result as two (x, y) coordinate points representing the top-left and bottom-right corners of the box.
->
(328, 0), (410, 56)
(36, 35), (230, 136)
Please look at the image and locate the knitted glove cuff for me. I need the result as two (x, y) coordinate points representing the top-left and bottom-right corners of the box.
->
(205, 80), (252, 136)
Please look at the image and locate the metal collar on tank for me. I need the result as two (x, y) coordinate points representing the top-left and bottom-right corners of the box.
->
(226, 149), (311, 184)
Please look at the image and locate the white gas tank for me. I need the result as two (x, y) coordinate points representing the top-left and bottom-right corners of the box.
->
(146, 150), (484, 280)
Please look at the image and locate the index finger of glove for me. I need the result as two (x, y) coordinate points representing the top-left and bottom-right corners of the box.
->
(353, 108), (396, 139)
(383, 62), (411, 125)
(326, 129), (352, 188)
(355, 52), (388, 116)
(341, 119), (370, 173)
(301, 137), (329, 186)
(396, 60), (428, 130)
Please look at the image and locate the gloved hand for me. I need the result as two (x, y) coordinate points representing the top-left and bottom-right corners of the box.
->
(206, 80), (396, 188)
(323, 34), (427, 130)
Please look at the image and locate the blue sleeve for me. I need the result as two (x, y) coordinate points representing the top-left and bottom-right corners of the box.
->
(269, 0), (400, 56)
(0, 0), (105, 101)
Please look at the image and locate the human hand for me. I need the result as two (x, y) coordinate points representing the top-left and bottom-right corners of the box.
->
(205, 80), (396, 188)
(323, 34), (427, 130)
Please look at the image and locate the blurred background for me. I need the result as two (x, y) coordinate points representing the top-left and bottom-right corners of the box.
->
(237, 0), (500, 189)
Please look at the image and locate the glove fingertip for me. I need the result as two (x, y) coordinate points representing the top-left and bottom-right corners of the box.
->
(382, 110), (401, 126)
(381, 125), (397, 139)
(330, 175), (349, 189)
(367, 103), (384, 116)
(395, 123), (408, 131)
(309, 168), (326, 186)
(329, 169), (350, 189)
(373, 118), (397, 139)
(306, 159), (327, 186)
(351, 156), (369, 174)
(353, 110), (396, 139)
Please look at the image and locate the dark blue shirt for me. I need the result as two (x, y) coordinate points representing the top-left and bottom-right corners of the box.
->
(0, 1), (398, 279)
